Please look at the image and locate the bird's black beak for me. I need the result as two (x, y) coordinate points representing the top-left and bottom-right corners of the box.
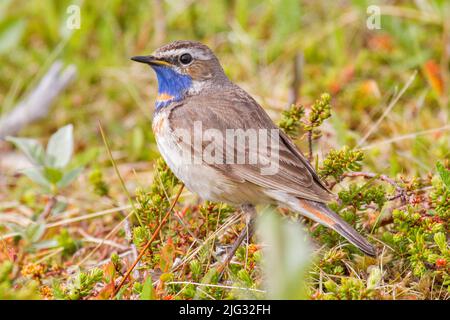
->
(131, 55), (171, 67)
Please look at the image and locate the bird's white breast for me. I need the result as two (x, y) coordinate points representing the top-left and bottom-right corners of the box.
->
(153, 110), (234, 203)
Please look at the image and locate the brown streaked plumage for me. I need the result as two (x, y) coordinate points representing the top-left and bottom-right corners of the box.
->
(132, 40), (376, 257)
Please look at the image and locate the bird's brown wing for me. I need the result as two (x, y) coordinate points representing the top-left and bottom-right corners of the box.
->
(166, 85), (333, 203)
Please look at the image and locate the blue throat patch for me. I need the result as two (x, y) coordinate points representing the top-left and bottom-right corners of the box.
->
(152, 65), (192, 110)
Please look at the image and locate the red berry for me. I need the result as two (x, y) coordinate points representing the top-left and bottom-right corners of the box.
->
(436, 258), (447, 268)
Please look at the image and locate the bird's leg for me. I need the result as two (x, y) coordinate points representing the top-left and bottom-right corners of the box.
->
(218, 204), (256, 278)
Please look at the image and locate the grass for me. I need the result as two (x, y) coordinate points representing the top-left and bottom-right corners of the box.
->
(0, 0), (449, 300)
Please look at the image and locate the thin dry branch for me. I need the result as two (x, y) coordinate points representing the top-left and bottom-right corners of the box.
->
(112, 184), (185, 298)
(341, 171), (403, 192)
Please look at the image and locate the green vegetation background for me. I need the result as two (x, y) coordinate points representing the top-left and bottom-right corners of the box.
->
(0, 0), (448, 300)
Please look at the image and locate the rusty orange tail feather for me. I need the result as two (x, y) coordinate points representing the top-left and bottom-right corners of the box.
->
(296, 199), (376, 257)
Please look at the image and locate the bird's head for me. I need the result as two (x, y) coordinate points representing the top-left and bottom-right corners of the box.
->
(132, 40), (228, 109)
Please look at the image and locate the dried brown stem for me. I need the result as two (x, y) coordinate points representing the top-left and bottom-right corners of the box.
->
(307, 131), (313, 162)
(330, 171), (407, 204)
(40, 196), (57, 220)
(288, 53), (303, 106)
(341, 172), (403, 192)
(112, 184), (184, 298)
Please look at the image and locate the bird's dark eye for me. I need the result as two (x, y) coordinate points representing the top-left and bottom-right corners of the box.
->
(179, 53), (192, 65)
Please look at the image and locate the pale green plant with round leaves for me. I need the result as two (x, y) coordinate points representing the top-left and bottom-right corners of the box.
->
(6, 124), (83, 194)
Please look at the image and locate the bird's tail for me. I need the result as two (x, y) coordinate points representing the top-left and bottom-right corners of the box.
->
(293, 198), (376, 257)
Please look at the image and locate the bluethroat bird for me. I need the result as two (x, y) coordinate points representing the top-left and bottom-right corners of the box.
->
(131, 40), (376, 265)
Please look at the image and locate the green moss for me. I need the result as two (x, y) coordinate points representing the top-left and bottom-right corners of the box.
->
(319, 147), (364, 180)
(279, 104), (305, 138)
(53, 268), (104, 300)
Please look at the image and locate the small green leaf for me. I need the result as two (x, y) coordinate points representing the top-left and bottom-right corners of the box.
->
(56, 229), (79, 256)
(21, 167), (51, 189)
(6, 137), (46, 165)
(25, 222), (46, 243)
(52, 280), (66, 300)
(237, 269), (253, 287)
(43, 167), (63, 184)
(57, 167), (83, 188)
(434, 232), (447, 253)
(140, 276), (155, 300)
(46, 124), (74, 168)
(324, 280), (337, 292)
(436, 162), (450, 189)
(367, 267), (382, 290)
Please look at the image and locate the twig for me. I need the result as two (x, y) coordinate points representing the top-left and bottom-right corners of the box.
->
(170, 211), (243, 274)
(288, 53), (303, 106)
(338, 171), (407, 204)
(0, 213), (33, 227)
(0, 232), (19, 241)
(112, 184), (184, 298)
(39, 196), (57, 220)
(154, 166), (200, 244)
(307, 131), (313, 162)
(75, 211), (133, 267)
(98, 121), (143, 227)
(35, 247), (64, 264)
(47, 205), (131, 228)
(103, 188), (140, 278)
(328, 171), (406, 203)
(77, 228), (129, 251)
(341, 172), (403, 192)
(123, 217), (140, 279)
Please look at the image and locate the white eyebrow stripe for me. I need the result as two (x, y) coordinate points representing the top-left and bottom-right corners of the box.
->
(157, 48), (211, 60)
